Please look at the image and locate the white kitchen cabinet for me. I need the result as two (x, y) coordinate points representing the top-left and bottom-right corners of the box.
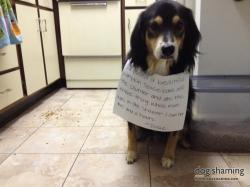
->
(0, 46), (19, 71)
(16, 5), (46, 95)
(40, 10), (60, 84)
(38, 0), (53, 9)
(0, 71), (23, 110)
(125, 0), (155, 7)
(125, 9), (144, 54)
(59, 1), (121, 56)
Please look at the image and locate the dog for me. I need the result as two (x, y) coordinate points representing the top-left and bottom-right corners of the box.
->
(126, 0), (201, 168)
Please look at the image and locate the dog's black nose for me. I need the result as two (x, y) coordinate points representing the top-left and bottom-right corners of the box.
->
(161, 45), (175, 57)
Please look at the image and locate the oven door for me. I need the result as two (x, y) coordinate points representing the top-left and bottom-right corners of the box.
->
(59, 0), (121, 57)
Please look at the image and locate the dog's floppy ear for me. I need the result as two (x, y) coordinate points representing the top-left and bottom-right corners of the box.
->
(178, 7), (201, 72)
(127, 11), (148, 71)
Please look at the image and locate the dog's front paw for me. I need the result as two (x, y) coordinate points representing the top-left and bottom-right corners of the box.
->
(126, 151), (137, 164)
(161, 157), (174, 169)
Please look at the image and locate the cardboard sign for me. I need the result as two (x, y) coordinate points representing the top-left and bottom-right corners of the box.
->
(113, 60), (189, 132)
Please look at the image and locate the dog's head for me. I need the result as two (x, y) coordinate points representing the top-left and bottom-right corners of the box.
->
(128, 0), (201, 74)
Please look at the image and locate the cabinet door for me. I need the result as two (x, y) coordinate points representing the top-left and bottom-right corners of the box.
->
(125, 0), (155, 7)
(0, 46), (19, 71)
(0, 71), (23, 110)
(125, 9), (144, 54)
(16, 5), (46, 95)
(38, 0), (53, 9)
(40, 10), (60, 84)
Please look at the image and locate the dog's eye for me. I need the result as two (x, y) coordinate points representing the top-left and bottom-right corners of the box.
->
(148, 22), (160, 37)
(149, 22), (160, 32)
(175, 21), (184, 34)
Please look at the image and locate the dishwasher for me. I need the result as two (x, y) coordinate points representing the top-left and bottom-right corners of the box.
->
(59, 0), (122, 88)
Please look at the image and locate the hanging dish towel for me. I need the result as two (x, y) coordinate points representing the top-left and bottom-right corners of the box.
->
(0, 0), (22, 48)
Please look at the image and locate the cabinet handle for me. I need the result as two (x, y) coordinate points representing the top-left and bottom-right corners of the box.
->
(0, 52), (6, 56)
(36, 18), (41, 32)
(42, 19), (47, 33)
(0, 88), (12, 94)
(45, 19), (47, 32)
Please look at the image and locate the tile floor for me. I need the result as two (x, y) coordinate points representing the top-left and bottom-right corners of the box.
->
(0, 88), (249, 187)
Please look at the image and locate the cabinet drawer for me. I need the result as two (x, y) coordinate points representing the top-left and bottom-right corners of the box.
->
(38, 0), (53, 9)
(59, 1), (121, 56)
(0, 46), (19, 72)
(0, 71), (23, 110)
(125, 0), (155, 7)
(65, 57), (122, 80)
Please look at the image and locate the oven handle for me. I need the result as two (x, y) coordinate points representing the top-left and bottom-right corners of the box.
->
(70, 1), (107, 6)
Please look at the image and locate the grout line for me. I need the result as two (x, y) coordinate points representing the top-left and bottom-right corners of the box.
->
(148, 145), (152, 187)
(220, 152), (231, 168)
(61, 90), (111, 187)
(220, 153), (244, 187)
(0, 154), (10, 165)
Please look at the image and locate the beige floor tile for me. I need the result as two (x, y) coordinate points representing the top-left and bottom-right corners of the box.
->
(0, 154), (76, 187)
(42, 108), (100, 127)
(64, 154), (150, 187)
(81, 127), (147, 154)
(95, 108), (127, 127)
(223, 154), (250, 187)
(47, 88), (75, 100)
(148, 134), (221, 155)
(26, 90), (70, 112)
(33, 90), (70, 111)
(0, 154), (10, 164)
(73, 89), (110, 100)
(95, 90), (127, 127)
(150, 149), (241, 187)
(15, 127), (91, 153)
(62, 98), (104, 111)
(34, 99), (66, 112)
(9, 109), (47, 128)
(0, 127), (36, 153)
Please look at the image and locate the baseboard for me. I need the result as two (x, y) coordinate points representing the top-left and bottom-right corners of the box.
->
(66, 80), (119, 88)
(0, 79), (64, 127)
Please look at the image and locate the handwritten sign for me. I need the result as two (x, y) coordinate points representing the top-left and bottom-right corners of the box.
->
(113, 60), (189, 132)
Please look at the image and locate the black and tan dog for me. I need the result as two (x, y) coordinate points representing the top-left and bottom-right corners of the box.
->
(126, 0), (201, 168)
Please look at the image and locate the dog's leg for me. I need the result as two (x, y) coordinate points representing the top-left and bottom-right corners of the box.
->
(161, 131), (180, 168)
(126, 122), (137, 164)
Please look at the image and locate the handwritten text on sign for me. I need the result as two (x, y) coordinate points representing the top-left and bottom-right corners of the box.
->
(113, 60), (189, 132)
